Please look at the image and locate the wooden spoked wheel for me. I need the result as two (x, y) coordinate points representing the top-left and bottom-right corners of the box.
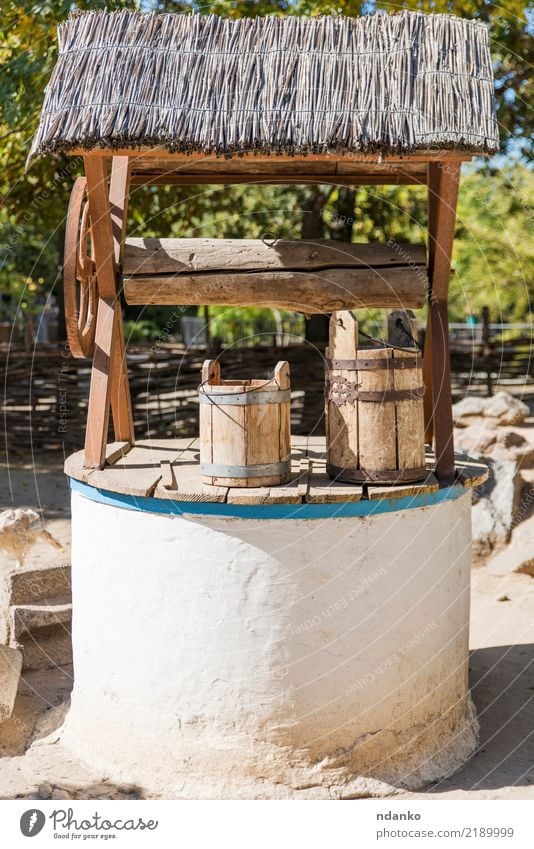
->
(64, 177), (98, 358)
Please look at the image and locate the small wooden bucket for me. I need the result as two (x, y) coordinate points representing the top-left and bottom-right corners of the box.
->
(325, 310), (426, 484)
(200, 360), (291, 488)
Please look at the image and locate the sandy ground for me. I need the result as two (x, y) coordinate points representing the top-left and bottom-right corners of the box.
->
(0, 452), (533, 800)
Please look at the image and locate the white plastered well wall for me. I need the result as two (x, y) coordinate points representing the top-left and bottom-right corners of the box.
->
(61, 488), (477, 799)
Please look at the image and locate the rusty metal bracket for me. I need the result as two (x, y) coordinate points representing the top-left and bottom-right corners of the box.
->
(325, 357), (422, 371)
(326, 463), (427, 483)
(326, 381), (424, 407)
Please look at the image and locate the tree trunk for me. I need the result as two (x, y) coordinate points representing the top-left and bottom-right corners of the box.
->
(331, 188), (356, 243)
(301, 187), (331, 343)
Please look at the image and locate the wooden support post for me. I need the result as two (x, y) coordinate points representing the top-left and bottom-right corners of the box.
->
(481, 305), (493, 398)
(423, 163), (441, 445)
(83, 155), (133, 468)
(427, 161), (461, 485)
(109, 156), (135, 444)
(83, 296), (116, 468)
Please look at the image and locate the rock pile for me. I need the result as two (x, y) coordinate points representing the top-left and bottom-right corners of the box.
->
(452, 391), (533, 559)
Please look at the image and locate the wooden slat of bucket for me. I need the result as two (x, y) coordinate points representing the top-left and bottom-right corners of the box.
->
(358, 348), (397, 473)
(278, 363), (292, 480)
(393, 350), (425, 472)
(325, 311), (359, 473)
(199, 359), (218, 485)
(209, 385), (247, 488)
(246, 362), (290, 487)
(388, 310), (425, 477)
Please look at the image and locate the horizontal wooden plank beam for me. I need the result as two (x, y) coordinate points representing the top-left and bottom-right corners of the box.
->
(129, 173), (427, 187)
(123, 238), (426, 276)
(129, 159), (427, 175)
(75, 149), (474, 164)
(124, 267), (426, 312)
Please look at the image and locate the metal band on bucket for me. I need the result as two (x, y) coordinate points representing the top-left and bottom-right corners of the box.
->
(202, 460), (290, 478)
(325, 383), (425, 405)
(325, 356), (421, 371)
(199, 389), (290, 406)
(326, 463), (427, 483)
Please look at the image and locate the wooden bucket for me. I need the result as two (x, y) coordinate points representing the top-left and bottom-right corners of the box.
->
(325, 310), (426, 484)
(200, 360), (291, 488)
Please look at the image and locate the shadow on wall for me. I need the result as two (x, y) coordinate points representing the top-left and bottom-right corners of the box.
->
(426, 644), (534, 793)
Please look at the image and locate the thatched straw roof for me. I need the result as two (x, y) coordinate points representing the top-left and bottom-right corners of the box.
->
(29, 10), (499, 163)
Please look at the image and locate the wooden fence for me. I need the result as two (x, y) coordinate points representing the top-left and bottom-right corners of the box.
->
(0, 343), (326, 455)
(1, 324), (532, 455)
(449, 322), (533, 396)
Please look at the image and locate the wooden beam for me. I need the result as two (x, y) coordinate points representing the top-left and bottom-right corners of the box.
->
(123, 239), (427, 276)
(83, 155), (133, 467)
(75, 149), (474, 164)
(129, 173), (427, 187)
(109, 155), (131, 266)
(423, 163), (441, 445)
(124, 266), (427, 312)
(84, 156), (116, 299)
(427, 162), (461, 484)
(109, 306), (134, 445)
(108, 155), (135, 446)
(83, 296), (115, 469)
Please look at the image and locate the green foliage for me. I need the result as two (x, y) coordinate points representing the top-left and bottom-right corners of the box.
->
(0, 0), (532, 340)
(123, 319), (164, 344)
(208, 306), (304, 347)
(451, 163), (534, 321)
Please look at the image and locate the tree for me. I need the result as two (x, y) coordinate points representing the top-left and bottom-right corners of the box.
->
(0, 0), (531, 344)
(451, 163), (534, 322)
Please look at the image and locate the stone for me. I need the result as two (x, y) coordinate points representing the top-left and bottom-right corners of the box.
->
(0, 561), (71, 643)
(472, 458), (523, 555)
(490, 437), (534, 466)
(51, 788), (74, 800)
(37, 782), (53, 799)
(453, 396), (486, 424)
(6, 562), (71, 606)
(30, 701), (70, 747)
(484, 392), (529, 426)
(17, 626), (73, 672)
(454, 426), (534, 467)
(497, 430), (528, 449)
(454, 425), (498, 455)
(11, 597), (72, 640)
(0, 562), (72, 670)
(453, 391), (529, 428)
(487, 514), (534, 577)
(0, 509), (63, 567)
(0, 644), (23, 722)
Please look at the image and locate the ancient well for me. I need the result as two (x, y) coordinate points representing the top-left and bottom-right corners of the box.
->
(30, 9), (497, 798)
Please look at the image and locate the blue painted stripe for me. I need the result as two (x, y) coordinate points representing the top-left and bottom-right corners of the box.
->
(68, 476), (467, 520)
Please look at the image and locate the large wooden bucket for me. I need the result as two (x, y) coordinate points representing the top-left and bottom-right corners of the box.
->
(325, 310), (426, 484)
(200, 360), (291, 488)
